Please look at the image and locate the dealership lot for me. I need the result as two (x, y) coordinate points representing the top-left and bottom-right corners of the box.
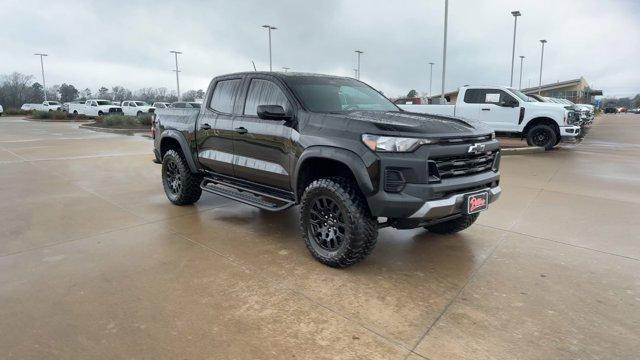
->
(0, 115), (639, 359)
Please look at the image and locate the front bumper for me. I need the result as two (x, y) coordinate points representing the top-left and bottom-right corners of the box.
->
(560, 126), (581, 137)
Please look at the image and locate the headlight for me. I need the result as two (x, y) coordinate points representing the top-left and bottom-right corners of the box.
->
(361, 134), (435, 152)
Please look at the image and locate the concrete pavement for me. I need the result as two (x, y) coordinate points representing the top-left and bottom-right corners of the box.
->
(0, 114), (639, 359)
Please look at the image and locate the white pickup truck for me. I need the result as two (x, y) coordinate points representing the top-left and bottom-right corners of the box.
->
(121, 101), (155, 116)
(399, 86), (581, 149)
(69, 99), (123, 117)
(21, 101), (62, 112)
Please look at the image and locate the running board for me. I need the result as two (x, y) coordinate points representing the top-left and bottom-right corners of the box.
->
(200, 178), (295, 211)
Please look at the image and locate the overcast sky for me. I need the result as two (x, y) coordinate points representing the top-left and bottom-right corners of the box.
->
(2, 0), (639, 98)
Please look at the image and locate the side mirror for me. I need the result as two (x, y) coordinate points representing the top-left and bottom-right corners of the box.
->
(500, 99), (519, 108)
(257, 105), (292, 121)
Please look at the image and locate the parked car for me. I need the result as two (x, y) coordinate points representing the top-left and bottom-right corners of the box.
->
(71, 99), (123, 117)
(21, 101), (61, 112)
(152, 102), (172, 109)
(121, 101), (155, 116)
(399, 86), (581, 150)
(170, 102), (201, 108)
(618, 107), (628, 113)
(152, 72), (501, 267)
(629, 108), (640, 114)
(604, 107), (618, 114)
(0, 104), (3, 116)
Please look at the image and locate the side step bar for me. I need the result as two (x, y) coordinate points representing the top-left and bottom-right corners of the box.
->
(200, 178), (295, 212)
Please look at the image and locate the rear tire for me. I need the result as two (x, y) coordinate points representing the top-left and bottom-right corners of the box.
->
(424, 213), (479, 234)
(526, 124), (557, 150)
(73, 110), (78, 115)
(137, 111), (143, 116)
(300, 177), (378, 268)
(162, 150), (202, 205)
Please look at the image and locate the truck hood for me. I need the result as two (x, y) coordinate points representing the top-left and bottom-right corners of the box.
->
(527, 101), (567, 112)
(318, 110), (493, 138)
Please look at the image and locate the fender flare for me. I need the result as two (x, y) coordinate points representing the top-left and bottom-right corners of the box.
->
(293, 146), (375, 199)
(159, 130), (198, 173)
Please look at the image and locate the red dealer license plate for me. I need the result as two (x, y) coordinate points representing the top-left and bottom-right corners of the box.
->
(465, 192), (489, 214)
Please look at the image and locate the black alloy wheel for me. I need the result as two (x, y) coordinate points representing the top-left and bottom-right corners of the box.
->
(308, 196), (347, 252)
(164, 158), (182, 196)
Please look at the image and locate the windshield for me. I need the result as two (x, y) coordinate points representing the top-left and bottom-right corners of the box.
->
(508, 88), (534, 102)
(284, 76), (398, 113)
(135, 101), (148, 106)
(48, 101), (60, 105)
(96, 101), (112, 105)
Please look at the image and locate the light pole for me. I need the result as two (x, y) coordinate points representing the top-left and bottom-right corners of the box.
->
(509, 10), (521, 87)
(538, 40), (547, 94)
(518, 55), (525, 90)
(428, 62), (435, 100)
(440, 0), (448, 103)
(353, 68), (358, 79)
(169, 50), (182, 101)
(262, 25), (277, 72)
(34, 53), (48, 101)
(355, 50), (363, 80)
(282, 67), (290, 72)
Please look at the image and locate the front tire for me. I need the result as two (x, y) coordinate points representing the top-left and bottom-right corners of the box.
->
(300, 177), (378, 268)
(162, 150), (202, 205)
(526, 124), (558, 150)
(424, 213), (479, 234)
(137, 111), (143, 116)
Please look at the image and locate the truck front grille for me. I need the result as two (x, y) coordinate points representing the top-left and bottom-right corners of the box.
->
(432, 150), (498, 179)
(109, 108), (122, 113)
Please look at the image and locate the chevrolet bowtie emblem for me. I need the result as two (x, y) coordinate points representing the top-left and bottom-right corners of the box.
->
(468, 143), (486, 154)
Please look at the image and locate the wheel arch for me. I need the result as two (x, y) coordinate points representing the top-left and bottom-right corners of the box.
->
(522, 117), (560, 138)
(293, 147), (375, 202)
(159, 130), (198, 173)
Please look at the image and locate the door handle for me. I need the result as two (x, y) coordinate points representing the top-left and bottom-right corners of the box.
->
(200, 123), (211, 130)
(234, 127), (248, 134)
(481, 108), (491, 111)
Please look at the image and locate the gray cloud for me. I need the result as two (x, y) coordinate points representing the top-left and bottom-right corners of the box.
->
(1, 0), (639, 97)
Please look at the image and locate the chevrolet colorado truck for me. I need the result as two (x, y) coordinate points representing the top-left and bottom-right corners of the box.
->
(153, 72), (501, 267)
(399, 86), (581, 150)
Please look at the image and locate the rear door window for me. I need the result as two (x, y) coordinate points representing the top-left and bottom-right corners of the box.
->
(209, 79), (242, 114)
(243, 79), (291, 116)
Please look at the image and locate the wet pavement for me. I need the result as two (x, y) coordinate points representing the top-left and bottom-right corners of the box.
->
(1, 114), (639, 359)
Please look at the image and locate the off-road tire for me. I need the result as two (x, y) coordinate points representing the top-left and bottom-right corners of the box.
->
(424, 213), (479, 234)
(162, 149), (202, 205)
(98, 111), (104, 116)
(526, 124), (558, 150)
(137, 111), (143, 117)
(300, 177), (378, 268)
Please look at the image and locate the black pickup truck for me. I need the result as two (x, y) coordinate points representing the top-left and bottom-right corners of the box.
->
(152, 72), (501, 267)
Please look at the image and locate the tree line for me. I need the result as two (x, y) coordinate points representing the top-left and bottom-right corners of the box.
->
(0, 72), (205, 109)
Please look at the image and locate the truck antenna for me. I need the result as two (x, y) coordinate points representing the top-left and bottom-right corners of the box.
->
(251, 61), (257, 71)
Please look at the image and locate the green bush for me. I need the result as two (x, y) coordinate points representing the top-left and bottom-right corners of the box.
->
(30, 111), (91, 120)
(3, 108), (32, 116)
(95, 114), (150, 128)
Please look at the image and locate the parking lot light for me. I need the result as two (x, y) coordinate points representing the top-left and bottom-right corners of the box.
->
(510, 11), (522, 87)
(428, 62), (435, 100)
(262, 25), (277, 72)
(34, 53), (48, 101)
(538, 40), (547, 94)
(519, 55), (525, 90)
(169, 50), (182, 101)
(355, 50), (364, 80)
(282, 67), (290, 72)
(441, 0), (448, 103)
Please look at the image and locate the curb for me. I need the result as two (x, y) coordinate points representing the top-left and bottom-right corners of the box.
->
(27, 118), (92, 123)
(79, 124), (148, 136)
(501, 146), (545, 155)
